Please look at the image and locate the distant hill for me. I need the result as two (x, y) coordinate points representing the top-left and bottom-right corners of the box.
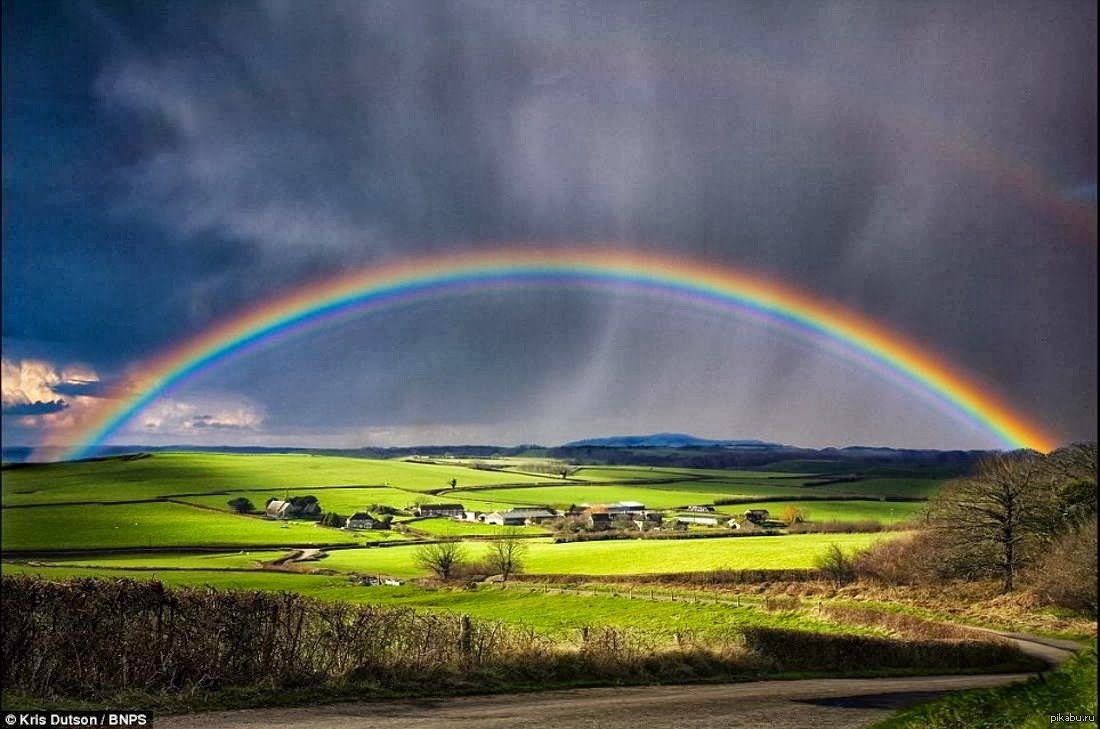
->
(562, 433), (781, 448)
(1, 438), (993, 478)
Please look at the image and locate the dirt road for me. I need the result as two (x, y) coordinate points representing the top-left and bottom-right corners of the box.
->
(157, 633), (1076, 729)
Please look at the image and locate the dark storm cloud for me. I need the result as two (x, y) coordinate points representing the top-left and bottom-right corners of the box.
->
(48, 379), (112, 398)
(2, 400), (68, 416)
(2, 0), (1095, 448)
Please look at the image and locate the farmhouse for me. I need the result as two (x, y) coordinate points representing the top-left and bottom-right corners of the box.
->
(744, 509), (770, 524)
(265, 497), (321, 519)
(462, 510), (483, 522)
(266, 499), (290, 518)
(607, 501), (646, 516)
(509, 506), (557, 523)
(581, 506), (613, 530)
(483, 510), (527, 526)
(346, 512), (389, 530)
(416, 503), (465, 518)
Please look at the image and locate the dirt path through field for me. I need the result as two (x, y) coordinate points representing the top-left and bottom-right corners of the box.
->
(158, 632), (1076, 729)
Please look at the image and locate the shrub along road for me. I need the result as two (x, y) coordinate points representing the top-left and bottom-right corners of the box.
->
(158, 633), (1078, 729)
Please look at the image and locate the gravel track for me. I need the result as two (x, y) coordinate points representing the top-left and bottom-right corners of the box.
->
(157, 632), (1076, 729)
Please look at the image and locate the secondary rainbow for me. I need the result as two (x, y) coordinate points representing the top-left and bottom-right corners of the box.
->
(49, 248), (1058, 459)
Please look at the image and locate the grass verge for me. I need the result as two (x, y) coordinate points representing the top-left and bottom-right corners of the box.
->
(871, 645), (1097, 729)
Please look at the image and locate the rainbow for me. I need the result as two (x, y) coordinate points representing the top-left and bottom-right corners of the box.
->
(48, 248), (1058, 459)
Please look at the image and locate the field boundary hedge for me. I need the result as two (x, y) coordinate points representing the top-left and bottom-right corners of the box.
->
(2, 576), (1037, 704)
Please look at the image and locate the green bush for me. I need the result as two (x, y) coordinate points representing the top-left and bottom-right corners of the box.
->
(872, 646), (1097, 728)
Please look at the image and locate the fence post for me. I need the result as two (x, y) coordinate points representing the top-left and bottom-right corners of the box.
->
(458, 614), (473, 657)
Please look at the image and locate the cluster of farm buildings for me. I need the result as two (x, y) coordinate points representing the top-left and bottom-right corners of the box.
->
(263, 495), (771, 531)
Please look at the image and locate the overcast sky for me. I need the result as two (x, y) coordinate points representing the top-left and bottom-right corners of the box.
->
(3, 0), (1096, 451)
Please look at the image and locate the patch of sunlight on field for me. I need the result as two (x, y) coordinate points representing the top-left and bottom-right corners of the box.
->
(463, 484), (734, 510)
(319, 532), (901, 577)
(0, 452), (557, 506)
(723, 500), (926, 524)
(0, 501), (361, 551)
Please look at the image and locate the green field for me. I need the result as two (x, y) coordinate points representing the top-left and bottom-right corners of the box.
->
(0, 452), (557, 506)
(26, 532), (894, 578)
(570, 467), (810, 481)
(0, 501), (368, 551)
(317, 532), (896, 578)
(462, 484), (735, 510)
(0, 563), (879, 641)
(808, 478), (945, 499)
(654, 479), (834, 497)
(30, 551), (289, 570)
(0, 454), (923, 564)
(721, 500), (927, 524)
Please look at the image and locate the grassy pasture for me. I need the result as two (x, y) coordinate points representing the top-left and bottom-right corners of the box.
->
(684, 477), (944, 501)
(568, 467), (716, 481)
(808, 478), (945, 499)
(317, 532), (898, 578)
(570, 467), (809, 481)
(27, 551), (289, 570)
(0, 563), (878, 641)
(726, 500), (927, 524)
(461, 484), (735, 510)
(0, 501), (365, 551)
(0, 452), (555, 506)
(302, 584), (875, 640)
(760, 460), (967, 480)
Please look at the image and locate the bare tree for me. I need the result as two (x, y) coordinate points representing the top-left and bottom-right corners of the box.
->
(485, 527), (528, 581)
(927, 451), (1056, 592)
(413, 540), (466, 579)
